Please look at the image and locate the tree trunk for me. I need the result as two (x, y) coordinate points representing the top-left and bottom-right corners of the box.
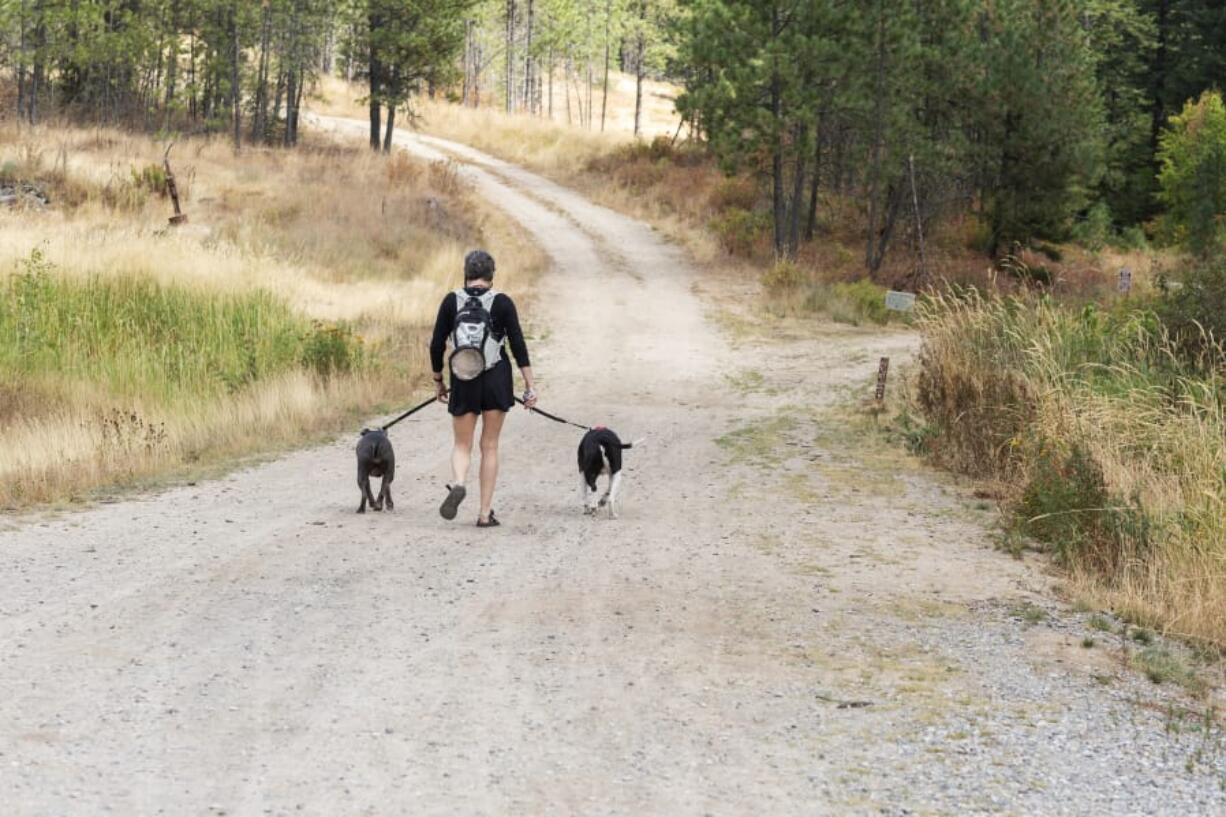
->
(787, 123), (809, 257)
(462, 19), (471, 106)
(864, 1), (887, 271)
(524, 0), (534, 112)
(769, 4), (785, 257)
(600, 0), (611, 131)
(565, 59), (573, 124)
(548, 47), (554, 120)
(1149, 0), (1169, 159)
(321, 20), (334, 74)
(188, 28), (198, 120)
(368, 9), (382, 150)
(805, 112), (823, 240)
(252, 3), (271, 142)
(383, 103), (396, 152)
(164, 37), (179, 120)
(473, 41), (483, 107)
(162, 0), (181, 123)
(869, 185), (903, 274)
(505, 0), (516, 112)
(586, 59), (593, 130)
(633, 0), (646, 136)
(230, 3), (241, 151)
(770, 80), (785, 257)
(29, 2), (46, 125)
(284, 69), (299, 146)
(16, 1), (27, 122)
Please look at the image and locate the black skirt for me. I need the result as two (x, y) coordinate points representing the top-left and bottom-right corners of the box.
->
(448, 358), (514, 416)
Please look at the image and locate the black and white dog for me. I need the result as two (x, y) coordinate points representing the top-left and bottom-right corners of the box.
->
(355, 428), (395, 513)
(577, 426), (640, 518)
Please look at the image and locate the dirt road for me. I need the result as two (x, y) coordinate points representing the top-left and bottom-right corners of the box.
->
(3, 121), (1224, 816)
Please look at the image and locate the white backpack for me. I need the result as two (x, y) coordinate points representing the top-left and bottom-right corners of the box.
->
(449, 289), (504, 380)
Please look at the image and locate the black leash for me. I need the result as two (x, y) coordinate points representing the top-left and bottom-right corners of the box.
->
(380, 396), (439, 431)
(514, 397), (591, 431)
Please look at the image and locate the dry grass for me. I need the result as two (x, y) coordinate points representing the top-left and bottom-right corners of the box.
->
(0, 119), (546, 508)
(310, 71), (682, 141)
(913, 288), (1226, 647)
(2, 372), (388, 507)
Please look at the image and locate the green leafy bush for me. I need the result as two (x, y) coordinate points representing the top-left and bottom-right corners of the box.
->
(1071, 202), (1113, 251)
(761, 260), (803, 290)
(1155, 259), (1226, 354)
(710, 207), (768, 256)
(710, 176), (758, 212)
(793, 278), (892, 325)
(301, 321), (364, 377)
(1157, 90), (1226, 256)
(1018, 442), (1149, 572)
(831, 280), (889, 325)
(130, 163), (169, 196)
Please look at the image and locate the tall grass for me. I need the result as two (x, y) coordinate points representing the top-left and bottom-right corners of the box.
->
(914, 288), (1226, 645)
(0, 249), (369, 506)
(0, 120), (546, 508)
(1, 250), (361, 403)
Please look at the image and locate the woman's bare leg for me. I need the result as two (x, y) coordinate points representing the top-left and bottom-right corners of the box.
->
(478, 409), (506, 521)
(451, 413), (478, 486)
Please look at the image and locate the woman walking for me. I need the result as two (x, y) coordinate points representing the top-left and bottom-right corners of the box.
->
(430, 250), (536, 527)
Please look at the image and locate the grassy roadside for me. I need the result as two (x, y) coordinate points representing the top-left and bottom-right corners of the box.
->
(900, 288), (1226, 649)
(0, 121), (545, 509)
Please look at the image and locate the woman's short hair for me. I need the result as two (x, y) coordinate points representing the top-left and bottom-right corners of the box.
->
(464, 249), (496, 282)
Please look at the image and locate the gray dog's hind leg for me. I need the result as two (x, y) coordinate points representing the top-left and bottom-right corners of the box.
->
(358, 471), (378, 513)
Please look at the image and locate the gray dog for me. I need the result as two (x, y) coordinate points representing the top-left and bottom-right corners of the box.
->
(355, 428), (395, 513)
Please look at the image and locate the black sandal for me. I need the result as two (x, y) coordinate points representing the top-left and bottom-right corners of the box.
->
(440, 484), (466, 520)
(476, 510), (501, 528)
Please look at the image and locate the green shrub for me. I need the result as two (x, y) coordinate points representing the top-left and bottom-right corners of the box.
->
(130, 163), (169, 197)
(1155, 258), (1226, 354)
(710, 176), (758, 212)
(1018, 442), (1149, 571)
(1115, 225), (1149, 251)
(1071, 202), (1113, 251)
(301, 321), (364, 377)
(1157, 90), (1226, 256)
(832, 280), (889, 325)
(710, 207), (768, 256)
(798, 278), (890, 325)
(761, 260), (803, 291)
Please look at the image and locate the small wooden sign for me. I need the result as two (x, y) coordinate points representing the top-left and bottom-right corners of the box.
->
(875, 357), (890, 402)
(885, 290), (917, 311)
(1118, 267), (1132, 293)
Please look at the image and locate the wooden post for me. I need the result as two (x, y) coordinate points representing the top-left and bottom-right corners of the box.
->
(875, 357), (890, 402)
(164, 144), (187, 226)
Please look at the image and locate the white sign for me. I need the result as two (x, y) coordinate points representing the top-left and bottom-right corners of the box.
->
(1118, 267), (1132, 293)
(885, 290), (917, 311)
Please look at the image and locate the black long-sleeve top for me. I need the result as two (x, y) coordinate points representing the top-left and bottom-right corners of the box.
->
(429, 287), (531, 373)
